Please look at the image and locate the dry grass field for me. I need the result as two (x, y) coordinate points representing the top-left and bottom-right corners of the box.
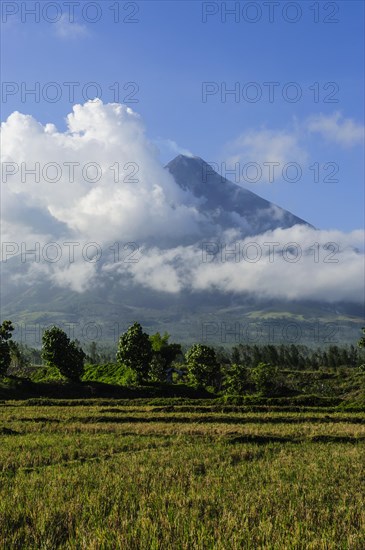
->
(0, 401), (364, 549)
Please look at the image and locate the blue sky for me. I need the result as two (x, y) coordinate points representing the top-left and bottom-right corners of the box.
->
(1, 0), (364, 231)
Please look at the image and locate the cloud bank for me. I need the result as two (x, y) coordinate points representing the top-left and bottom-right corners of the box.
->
(1, 101), (364, 303)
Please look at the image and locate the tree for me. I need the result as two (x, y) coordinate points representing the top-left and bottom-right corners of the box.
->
(86, 341), (99, 364)
(266, 345), (279, 366)
(251, 362), (279, 396)
(9, 341), (30, 370)
(185, 344), (220, 389)
(116, 322), (152, 384)
(358, 327), (365, 349)
(149, 332), (182, 382)
(231, 346), (241, 365)
(42, 326), (85, 381)
(0, 320), (14, 376)
(357, 328), (365, 373)
(224, 363), (249, 395)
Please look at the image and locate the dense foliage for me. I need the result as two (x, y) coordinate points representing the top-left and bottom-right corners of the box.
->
(42, 326), (85, 381)
(0, 320), (14, 376)
(116, 322), (153, 383)
(185, 344), (220, 390)
(149, 331), (182, 382)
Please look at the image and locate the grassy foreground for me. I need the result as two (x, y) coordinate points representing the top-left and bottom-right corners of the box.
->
(0, 401), (364, 549)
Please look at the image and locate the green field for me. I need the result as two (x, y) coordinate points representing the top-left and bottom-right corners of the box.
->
(1, 401), (364, 549)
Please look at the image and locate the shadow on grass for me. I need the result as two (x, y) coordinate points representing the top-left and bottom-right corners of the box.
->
(228, 434), (365, 445)
(57, 414), (365, 426)
(0, 427), (20, 435)
(0, 378), (214, 401)
(228, 435), (296, 445)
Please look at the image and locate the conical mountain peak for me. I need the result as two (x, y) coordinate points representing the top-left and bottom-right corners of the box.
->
(166, 154), (312, 233)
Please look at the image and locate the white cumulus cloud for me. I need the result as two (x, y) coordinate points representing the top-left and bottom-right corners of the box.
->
(307, 112), (364, 147)
(1, 101), (364, 304)
(54, 14), (89, 39)
(1, 100), (203, 246)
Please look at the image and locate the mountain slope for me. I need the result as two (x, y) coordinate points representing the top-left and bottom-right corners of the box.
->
(167, 155), (312, 235)
(1, 155), (362, 346)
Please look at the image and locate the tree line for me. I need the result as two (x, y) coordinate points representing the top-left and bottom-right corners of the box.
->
(1, 320), (364, 396)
